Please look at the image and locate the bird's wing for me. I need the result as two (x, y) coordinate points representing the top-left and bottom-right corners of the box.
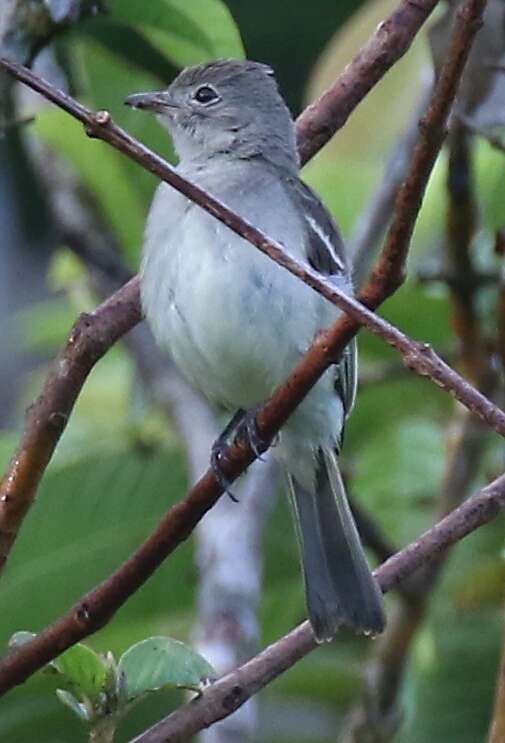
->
(290, 178), (358, 424)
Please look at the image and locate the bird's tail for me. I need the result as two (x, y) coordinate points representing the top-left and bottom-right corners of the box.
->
(286, 448), (385, 642)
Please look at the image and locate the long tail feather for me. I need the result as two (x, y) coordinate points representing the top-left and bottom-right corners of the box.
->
(286, 448), (385, 642)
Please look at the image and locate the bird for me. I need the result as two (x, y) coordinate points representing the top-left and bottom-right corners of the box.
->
(125, 59), (385, 642)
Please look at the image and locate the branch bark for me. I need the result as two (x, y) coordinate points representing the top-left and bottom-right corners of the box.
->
(0, 0), (494, 696)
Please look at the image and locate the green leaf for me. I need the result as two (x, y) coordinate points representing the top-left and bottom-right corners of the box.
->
(118, 637), (215, 700)
(353, 417), (446, 544)
(75, 22), (179, 83)
(34, 106), (148, 260)
(8, 635), (108, 704)
(105, 0), (212, 57)
(76, 0), (244, 78)
(150, 0), (245, 63)
(52, 644), (108, 698)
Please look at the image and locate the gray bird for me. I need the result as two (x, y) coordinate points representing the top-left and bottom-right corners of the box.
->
(126, 59), (385, 642)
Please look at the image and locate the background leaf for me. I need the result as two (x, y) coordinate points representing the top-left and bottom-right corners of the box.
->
(118, 636), (215, 700)
(52, 644), (107, 698)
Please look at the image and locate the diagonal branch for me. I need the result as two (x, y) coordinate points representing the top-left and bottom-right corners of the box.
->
(129, 469), (505, 743)
(0, 0), (492, 698)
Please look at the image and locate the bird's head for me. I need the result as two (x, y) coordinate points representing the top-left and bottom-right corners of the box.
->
(125, 59), (299, 171)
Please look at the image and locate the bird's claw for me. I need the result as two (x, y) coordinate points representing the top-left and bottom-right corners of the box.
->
(209, 407), (270, 501)
(239, 407), (269, 461)
(211, 439), (239, 502)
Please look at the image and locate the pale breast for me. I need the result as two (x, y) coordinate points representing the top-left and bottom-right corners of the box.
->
(140, 160), (342, 432)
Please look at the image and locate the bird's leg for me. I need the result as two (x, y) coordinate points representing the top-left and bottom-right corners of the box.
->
(211, 409), (246, 502)
(236, 406), (270, 460)
(210, 407), (271, 502)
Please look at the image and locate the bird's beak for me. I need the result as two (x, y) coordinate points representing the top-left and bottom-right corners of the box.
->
(124, 91), (177, 113)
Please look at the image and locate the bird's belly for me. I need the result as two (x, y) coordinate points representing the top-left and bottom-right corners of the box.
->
(142, 214), (328, 411)
(165, 248), (303, 409)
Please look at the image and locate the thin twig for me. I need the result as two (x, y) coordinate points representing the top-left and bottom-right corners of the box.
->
(129, 469), (505, 743)
(0, 0), (493, 694)
(349, 497), (398, 565)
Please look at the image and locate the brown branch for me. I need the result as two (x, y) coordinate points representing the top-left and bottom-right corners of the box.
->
(0, 0), (493, 695)
(362, 0), (485, 300)
(129, 469), (505, 743)
(296, 0), (441, 164)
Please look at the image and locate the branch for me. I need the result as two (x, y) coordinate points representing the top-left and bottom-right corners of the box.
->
(358, 351), (455, 388)
(0, 0), (494, 694)
(129, 469), (505, 743)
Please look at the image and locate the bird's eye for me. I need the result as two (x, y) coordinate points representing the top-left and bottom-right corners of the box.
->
(193, 85), (220, 105)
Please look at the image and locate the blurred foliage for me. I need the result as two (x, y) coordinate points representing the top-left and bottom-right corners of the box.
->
(2, 1), (505, 742)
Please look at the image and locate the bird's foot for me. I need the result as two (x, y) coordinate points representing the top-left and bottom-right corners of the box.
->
(211, 409), (245, 502)
(236, 406), (269, 461)
(210, 407), (270, 502)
